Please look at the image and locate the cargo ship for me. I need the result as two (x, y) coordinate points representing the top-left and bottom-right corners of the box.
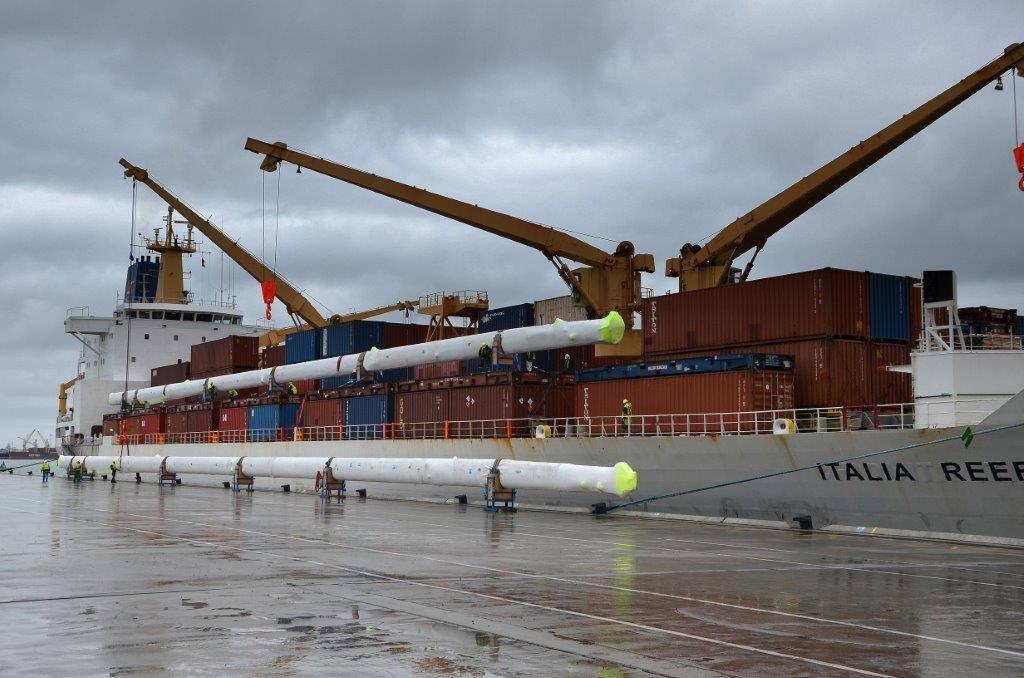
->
(57, 43), (1024, 544)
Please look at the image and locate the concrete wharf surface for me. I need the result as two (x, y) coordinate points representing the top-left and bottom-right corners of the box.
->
(2, 474), (1024, 677)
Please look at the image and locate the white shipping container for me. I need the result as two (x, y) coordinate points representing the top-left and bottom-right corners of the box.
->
(534, 295), (588, 325)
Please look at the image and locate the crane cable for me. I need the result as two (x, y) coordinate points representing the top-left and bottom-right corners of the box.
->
(119, 179), (138, 462)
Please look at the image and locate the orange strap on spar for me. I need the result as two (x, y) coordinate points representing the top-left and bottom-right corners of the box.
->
(261, 280), (277, 320)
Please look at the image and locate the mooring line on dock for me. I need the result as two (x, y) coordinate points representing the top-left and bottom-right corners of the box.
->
(592, 422), (1024, 514)
(14, 491), (1024, 663)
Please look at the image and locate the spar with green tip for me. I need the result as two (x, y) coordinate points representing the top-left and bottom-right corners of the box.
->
(109, 312), (627, 408)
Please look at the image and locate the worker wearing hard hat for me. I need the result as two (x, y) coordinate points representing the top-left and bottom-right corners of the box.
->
(72, 458), (83, 483)
(621, 398), (633, 435)
(563, 353), (574, 373)
(478, 342), (492, 374)
(40, 460), (51, 484)
(109, 458), (118, 483)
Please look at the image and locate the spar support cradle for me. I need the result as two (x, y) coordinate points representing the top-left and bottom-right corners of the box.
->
(232, 457), (254, 493)
(157, 457), (177, 487)
(483, 461), (516, 513)
(319, 458), (346, 500)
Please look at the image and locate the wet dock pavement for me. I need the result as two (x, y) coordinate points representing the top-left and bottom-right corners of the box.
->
(2, 475), (1023, 677)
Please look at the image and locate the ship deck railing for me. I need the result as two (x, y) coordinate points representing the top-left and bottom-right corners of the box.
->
(105, 402), (980, 446)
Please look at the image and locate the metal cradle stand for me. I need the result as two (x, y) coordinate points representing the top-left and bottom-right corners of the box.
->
(232, 458), (254, 493)
(157, 457), (177, 487)
(483, 464), (516, 512)
(320, 458), (346, 500)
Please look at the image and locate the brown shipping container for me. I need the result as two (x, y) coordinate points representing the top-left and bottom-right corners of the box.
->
(644, 268), (869, 355)
(413, 361), (463, 379)
(218, 406), (249, 431)
(191, 335), (259, 376)
(534, 295), (588, 325)
(262, 345), (286, 368)
(871, 342), (912, 404)
(447, 383), (572, 421)
(302, 398), (344, 427)
(187, 407), (215, 433)
(674, 339), (871, 408)
(573, 372), (794, 436)
(124, 413), (165, 437)
(102, 416), (119, 437)
(395, 390), (449, 438)
(382, 322), (430, 348)
(165, 411), (189, 435)
(150, 361), (190, 387)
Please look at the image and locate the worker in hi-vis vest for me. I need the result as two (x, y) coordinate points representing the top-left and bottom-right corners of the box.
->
(621, 398), (633, 434)
(109, 458), (118, 483)
(478, 342), (492, 374)
(72, 458), (83, 483)
(40, 460), (51, 484)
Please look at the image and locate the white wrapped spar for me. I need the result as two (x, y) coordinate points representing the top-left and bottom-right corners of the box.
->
(57, 455), (638, 497)
(108, 311), (625, 407)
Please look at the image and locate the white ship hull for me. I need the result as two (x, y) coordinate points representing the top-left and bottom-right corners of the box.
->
(76, 392), (1024, 546)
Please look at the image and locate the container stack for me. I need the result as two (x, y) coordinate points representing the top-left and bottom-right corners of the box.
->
(190, 336), (260, 380)
(150, 361), (190, 387)
(642, 268), (914, 408)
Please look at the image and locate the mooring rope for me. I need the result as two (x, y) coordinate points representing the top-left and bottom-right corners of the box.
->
(592, 421), (1024, 514)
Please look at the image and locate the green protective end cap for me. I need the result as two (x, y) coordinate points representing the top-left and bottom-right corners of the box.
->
(612, 461), (637, 496)
(370, 346), (379, 352)
(599, 311), (626, 344)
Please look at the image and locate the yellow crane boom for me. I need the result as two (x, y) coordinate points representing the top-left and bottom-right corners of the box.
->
(259, 299), (419, 349)
(57, 375), (83, 417)
(667, 41), (1024, 292)
(120, 159), (330, 328)
(243, 139), (655, 337)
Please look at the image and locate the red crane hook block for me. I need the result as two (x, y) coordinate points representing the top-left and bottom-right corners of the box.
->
(1014, 143), (1024, 192)
(261, 280), (277, 320)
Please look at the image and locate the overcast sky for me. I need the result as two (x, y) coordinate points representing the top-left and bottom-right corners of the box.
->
(1, 1), (1022, 446)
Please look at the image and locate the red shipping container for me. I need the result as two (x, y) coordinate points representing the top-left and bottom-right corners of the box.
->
(382, 322), (430, 348)
(447, 383), (571, 421)
(302, 398), (344, 427)
(395, 390), (449, 438)
(102, 415), (120, 437)
(413, 361), (463, 379)
(871, 342), (912, 404)
(216, 406), (249, 443)
(644, 268), (869, 356)
(151, 361), (190, 387)
(187, 407), (215, 433)
(165, 411), (189, 435)
(262, 345), (286, 368)
(125, 412), (165, 437)
(191, 335), (259, 375)
(575, 370), (795, 433)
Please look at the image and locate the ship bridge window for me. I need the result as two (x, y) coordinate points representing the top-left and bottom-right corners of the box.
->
(232, 317), (241, 325)
(137, 311), (150, 319)
(196, 313), (212, 322)
(164, 311), (181, 321)
(144, 333), (149, 340)
(183, 313), (194, 321)
(126, 310), (137, 319)
(151, 311), (163, 320)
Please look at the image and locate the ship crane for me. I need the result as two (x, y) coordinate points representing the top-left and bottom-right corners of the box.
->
(120, 159), (426, 349)
(667, 41), (1024, 292)
(244, 139), (656, 356)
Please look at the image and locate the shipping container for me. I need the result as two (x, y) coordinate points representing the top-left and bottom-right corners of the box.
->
(960, 306), (1018, 324)
(321, 320), (383, 358)
(577, 354), (794, 383)
(446, 382), (571, 422)
(261, 345), (286, 368)
(286, 327), (321, 364)
(344, 394), (392, 439)
(150, 361), (190, 387)
(871, 342), (912, 404)
(381, 322), (429, 348)
(575, 370), (795, 434)
(186, 407), (215, 434)
(533, 295), (588, 325)
(102, 415), (120, 437)
(868, 273), (910, 343)
(301, 398), (344, 428)
(673, 339), (872, 408)
(394, 389), (449, 439)
(479, 303), (534, 332)
(464, 351), (554, 375)
(249, 403), (300, 442)
(217, 405), (249, 443)
(165, 411), (189, 436)
(644, 268), (869, 355)
(191, 335), (259, 376)
(124, 412), (165, 437)
(412, 360), (464, 380)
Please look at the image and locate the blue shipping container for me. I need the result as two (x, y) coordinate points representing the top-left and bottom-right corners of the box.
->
(248, 403), (300, 442)
(344, 394), (392, 439)
(576, 354), (795, 383)
(465, 351), (553, 374)
(322, 320), (385, 358)
(868, 273), (910, 343)
(285, 328), (322, 364)
(478, 303), (534, 332)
